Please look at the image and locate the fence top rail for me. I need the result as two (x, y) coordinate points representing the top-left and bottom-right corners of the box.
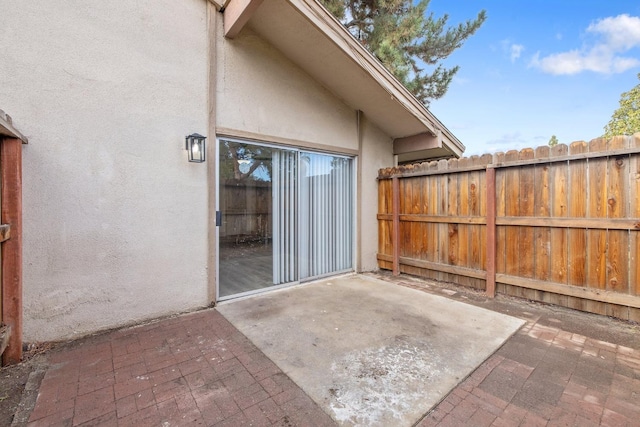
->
(0, 109), (28, 144)
(378, 134), (640, 179)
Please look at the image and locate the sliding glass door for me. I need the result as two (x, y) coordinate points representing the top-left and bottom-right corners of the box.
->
(217, 138), (354, 299)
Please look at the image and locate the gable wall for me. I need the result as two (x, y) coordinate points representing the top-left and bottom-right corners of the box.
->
(0, 0), (211, 342)
(216, 25), (358, 151)
(215, 21), (394, 273)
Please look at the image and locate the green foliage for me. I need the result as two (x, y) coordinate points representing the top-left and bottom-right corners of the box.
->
(321, 0), (486, 106)
(604, 73), (640, 138)
(220, 141), (272, 181)
(548, 135), (559, 146)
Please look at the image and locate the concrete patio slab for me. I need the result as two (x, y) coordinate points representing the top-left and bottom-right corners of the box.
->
(217, 274), (525, 426)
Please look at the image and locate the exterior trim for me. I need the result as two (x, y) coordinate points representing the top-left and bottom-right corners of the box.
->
(224, 0), (265, 38)
(216, 127), (360, 156)
(207, 3), (219, 304)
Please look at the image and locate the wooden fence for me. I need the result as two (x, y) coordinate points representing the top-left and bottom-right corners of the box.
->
(0, 109), (26, 365)
(378, 134), (640, 322)
(220, 179), (271, 244)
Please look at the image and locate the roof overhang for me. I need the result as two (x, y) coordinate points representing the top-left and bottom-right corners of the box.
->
(215, 0), (464, 160)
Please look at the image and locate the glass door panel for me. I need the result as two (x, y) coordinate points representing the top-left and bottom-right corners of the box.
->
(218, 140), (281, 298)
(299, 152), (353, 280)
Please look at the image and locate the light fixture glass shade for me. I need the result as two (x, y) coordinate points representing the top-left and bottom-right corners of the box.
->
(185, 133), (206, 163)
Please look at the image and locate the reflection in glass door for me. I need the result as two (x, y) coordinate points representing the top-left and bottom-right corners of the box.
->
(218, 140), (281, 298)
(217, 139), (354, 299)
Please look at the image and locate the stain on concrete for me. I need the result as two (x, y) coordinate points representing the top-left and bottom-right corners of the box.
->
(329, 336), (445, 425)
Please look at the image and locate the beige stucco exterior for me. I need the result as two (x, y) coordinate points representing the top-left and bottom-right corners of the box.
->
(1, 0), (211, 341)
(358, 116), (394, 271)
(0, 0), (459, 342)
(215, 26), (358, 151)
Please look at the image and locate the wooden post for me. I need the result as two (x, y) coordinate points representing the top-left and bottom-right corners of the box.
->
(485, 167), (496, 297)
(392, 176), (400, 275)
(1, 137), (22, 365)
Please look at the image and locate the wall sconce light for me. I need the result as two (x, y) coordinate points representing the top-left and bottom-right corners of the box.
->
(185, 133), (206, 163)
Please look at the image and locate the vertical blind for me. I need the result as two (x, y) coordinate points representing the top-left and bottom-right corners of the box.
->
(271, 148), (353, 285)
(272, 150), (298, 285)
(298, 152), (353, 280)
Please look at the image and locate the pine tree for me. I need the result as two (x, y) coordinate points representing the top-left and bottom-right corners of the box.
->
(604, 73), (640, 138)
(321, 0), (486, 106)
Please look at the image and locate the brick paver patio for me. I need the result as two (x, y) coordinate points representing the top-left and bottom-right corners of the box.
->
(24, 310), (333, 426)
(16, 276), (640, 426)
(418, 321), (640, 426)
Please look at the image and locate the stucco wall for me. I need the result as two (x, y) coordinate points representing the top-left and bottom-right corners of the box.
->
(0, 1), (396, 342)
(358, 116), (394, 271)
(216, 26), (358, 150)
(0, 0), (210, 341)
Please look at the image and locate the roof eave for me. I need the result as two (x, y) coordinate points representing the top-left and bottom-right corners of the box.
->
(283, 0), (465, 155)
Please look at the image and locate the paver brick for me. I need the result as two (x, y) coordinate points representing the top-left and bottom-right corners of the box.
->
(72, 386), (115, 425)
(76, 410), (118, 427)
(133, 387), (156, 410)
(115, 395), (137, 419)
(113, 376), (152, 400)
(22, 291), (640, 427)
(256, 398), (287, 423)
(28, 396), (75, 424)
(491, 415), (520, 427)
(468, 407), (497, 426)
(604, 395), (640, 419)
(152, 377), (191, 403)
(601, 408), (633, 427)
(117, 404), (161, 427)
(231, 381), (268, 409)
(26, 407), (74, 427)
(77, 371), (115, 396)
(519, 411), (548, 427)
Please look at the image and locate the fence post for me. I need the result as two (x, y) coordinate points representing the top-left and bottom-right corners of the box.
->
(392, 176), (400, 276)
(1, 137), (23, 365)
(486, 166), (496, 297)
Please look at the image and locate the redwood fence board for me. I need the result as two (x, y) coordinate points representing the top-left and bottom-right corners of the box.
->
(378, 134), (640, 321)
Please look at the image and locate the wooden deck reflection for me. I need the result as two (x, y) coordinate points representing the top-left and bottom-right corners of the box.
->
(219, 241), (274, 298)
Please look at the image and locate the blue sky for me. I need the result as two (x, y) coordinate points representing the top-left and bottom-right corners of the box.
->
(426, 1), (640, 156)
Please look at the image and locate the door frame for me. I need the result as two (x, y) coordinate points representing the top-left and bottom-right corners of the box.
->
(215, 136), (357, 302)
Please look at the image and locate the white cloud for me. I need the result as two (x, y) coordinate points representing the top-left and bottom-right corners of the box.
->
(588, 14), (640, 50)
(500, 39), (525, 62)
(510, 44), (524, 62)
(530, 14), (640, 75)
